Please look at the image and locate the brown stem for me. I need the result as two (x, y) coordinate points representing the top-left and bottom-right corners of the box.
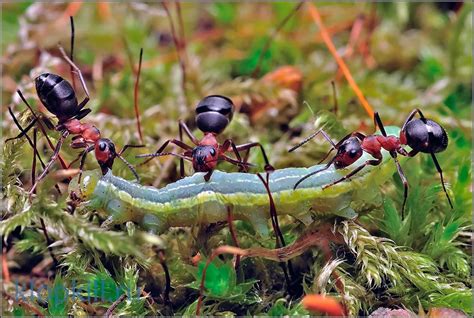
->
(105, 293), (127, 318)
(227, 207), (241, 269)
(157, 250), (171, 305)
(2, 291), (45, 317)
(2, 247), (11, 283)
(39, 218), (59, 267)
(196, 224), (344, 315)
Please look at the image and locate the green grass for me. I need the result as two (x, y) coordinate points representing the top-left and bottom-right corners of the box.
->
(1, 2), (472, 316)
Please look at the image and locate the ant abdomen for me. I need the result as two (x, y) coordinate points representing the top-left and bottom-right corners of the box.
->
(403, 119), (448, 153)
(35, 73), (78, 122)
(195, 95), (234, 134)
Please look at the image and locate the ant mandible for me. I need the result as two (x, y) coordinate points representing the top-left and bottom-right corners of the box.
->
(138, 95), (274, 181)
(289, 109), (453, 215)
(6, 17), (141, 195)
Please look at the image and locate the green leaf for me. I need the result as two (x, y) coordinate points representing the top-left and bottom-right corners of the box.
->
(381, 198), (402, 241)
(48, 276), (68, 316)
(80, 270), (123, 302)
(15, 230), (47, 255)
(197, 259), (235, 297)
(441, 221), (461, 242)
(210, 3), (236, 25)
(267, 299), (289, 316)
(0, 207), (33, 239)
(429, 290), (473, 314)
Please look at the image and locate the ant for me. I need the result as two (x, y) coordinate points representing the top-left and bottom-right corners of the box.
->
(289, 109), (453, 215)
(137, 95), (274, 181)
(6, 17), (142, 195)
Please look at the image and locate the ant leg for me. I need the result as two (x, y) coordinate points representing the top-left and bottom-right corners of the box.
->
(323, 158), (382, 189)
(5, 114), (37, 142)
(138, 151), (192, 162)
(221, 139), (247, 171)
(118, 144), (145, 156)
(221, 154), (255, 169)
(179, 120), (199, 145)
(289, 128), (337, 152)
(401, 149), (419, 157)
(9, 108), (61, 194)
(16, 89), (38, 119)
(58, 45), (90, 109)
(77, 145), (95, 188)
(401, 108), (426, 131)
(31, 128), (59, 265)
(391, 153), (409, 218)
(29, 131), (69, 195)
(31, 128), (37, 188)
(430, 152), (454, 209)
(374, 113), (410, 215)
(256, 173), (294, 288)
(138, 139), (192, 166)
(294, 157), (336, 189)
(8, 108), (43, 166)
(67, 152), (83, 169)
(74, 108), (92, 121)
(17, 90), (70, 170)
(235, 142), (274, 171)
(177, 121), (194, 178)
(204, 170), (213, 182)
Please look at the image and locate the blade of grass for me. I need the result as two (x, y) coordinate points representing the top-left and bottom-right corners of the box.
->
(307, 3), (374, 119)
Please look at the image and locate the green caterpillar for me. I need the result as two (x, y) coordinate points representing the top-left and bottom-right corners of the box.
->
(70, 127), (403, 235)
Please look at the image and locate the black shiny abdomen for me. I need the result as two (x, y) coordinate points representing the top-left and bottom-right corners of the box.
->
(405, 119), (448, 153)
(195, 95), (234, 134)
(35, 73), (78, 122)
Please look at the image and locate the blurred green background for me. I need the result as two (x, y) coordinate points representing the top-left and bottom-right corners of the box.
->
(1, 2), (472, 316)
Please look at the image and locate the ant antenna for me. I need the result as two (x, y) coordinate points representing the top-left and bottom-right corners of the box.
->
(116, 154), (141, 183)
(69, 16), (76, 91)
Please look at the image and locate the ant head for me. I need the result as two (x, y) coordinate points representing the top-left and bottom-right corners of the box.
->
(35, 73), (78, 122)
(401, 119), (448, 154)
(95, 138), (117, 174)
(192, 145), (219, 172)
(334, 137), (363, 169)
(195, 95), (234, 134)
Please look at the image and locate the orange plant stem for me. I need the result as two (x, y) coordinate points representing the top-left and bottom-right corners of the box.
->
(307, 3), (374, 119)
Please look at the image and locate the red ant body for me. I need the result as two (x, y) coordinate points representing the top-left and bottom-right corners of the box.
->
(290, 110), (453, 215)
(7, 18), (141, 195)
(138, 95), (274, 181)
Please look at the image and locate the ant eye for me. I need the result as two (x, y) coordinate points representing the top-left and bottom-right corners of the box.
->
(99, 142), (107, 151)
(349, 150), (358, 157)
(210, 148), (216, 156)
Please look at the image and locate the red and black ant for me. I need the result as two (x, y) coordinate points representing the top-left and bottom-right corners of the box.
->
(137, 95), (274, 181)
(290, 109), (453, 215)
(6, 17), (142, 195)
